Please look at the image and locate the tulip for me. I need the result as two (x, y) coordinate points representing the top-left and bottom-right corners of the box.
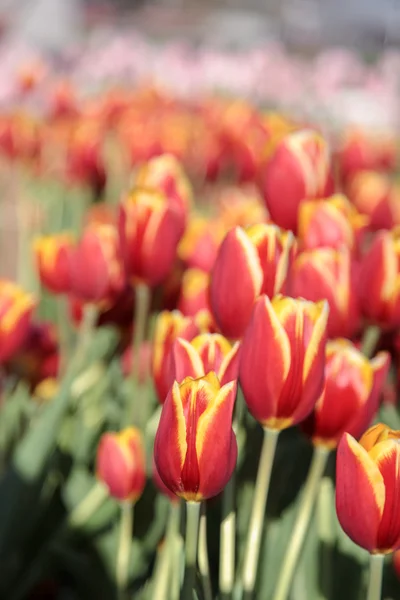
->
(66, 122), (106, 197)
(358, 228), (400, 329)
(297, 194), (369, 253)
(172, 333), (240, 385)
(302, 339), (390, 449)
(338, 128), (397, 182)
(34, 233), (74, 294)
(240, 294), (328, 430)
(68, 223), (125, 305)
(217, 187), (269, 230)
(260, 129), (334, 231)
(347, 170), (400, 230)
(152, 310), (208, 403)
(96, 427), (146, 502)
(178, 215), (223, 272)
(135, 153), (192, 224)
(290, 247), (360, 339)
(336, 423), (400, 554)
(177, 268), (211, 317)
(0, 280), (36, 364)
(118, 188), (185, 287)
(210, 225), (295, 339)
(154, 372), (237, 501)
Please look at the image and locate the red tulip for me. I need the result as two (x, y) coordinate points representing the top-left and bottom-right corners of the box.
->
(34, 233), (74, 294)
(177, 268), (211, 317)
(0, 280), (36, 364)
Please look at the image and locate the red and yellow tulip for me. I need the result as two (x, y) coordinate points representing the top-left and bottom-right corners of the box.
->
(34, 233), (74, 294)
(177, 268), (211, 317)
(336, 424), (400, 553)
(239, 295), (328, 430)
(303, 339), (390, 448)
(96, 427), (146, 503)
(154, 372), (237, 501)
(0, 280), (36, 364)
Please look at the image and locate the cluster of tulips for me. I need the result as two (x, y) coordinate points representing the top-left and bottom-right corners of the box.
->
(1, 86), (400, 600)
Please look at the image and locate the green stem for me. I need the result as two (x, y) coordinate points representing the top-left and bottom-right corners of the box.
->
(72, 303), (99, 372)
(220, 474), (236, 599)
(57, 295), (71, 376)
(116, 502), (134, 599)
(361, 325), (381, 359)
(181, 502), (201, 600)
(68, 481), (108, 529)
(152, 501), (181, 600)
(273, 446), (329, 600)
(198, 504), (213, 600)
(317, 474), (335, 600)
(241, 428), (279, 598)
(366, 554), (384, 600)
(171, 502), (184, 600)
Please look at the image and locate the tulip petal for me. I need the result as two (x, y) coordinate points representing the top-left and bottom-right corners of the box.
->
(336, 433), (384, 551)
(172, 338), (205, 382)
(218, 341), (241, 385)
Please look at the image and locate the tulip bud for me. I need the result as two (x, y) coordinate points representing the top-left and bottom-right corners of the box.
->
(297, 194), (369, 253)
(0, 280), (36, 364)
(34, 233), (74, 294)
(173, 333), (240, 385)
(177, 268), (211, 317)
(154, 372), (237, 501)
(119, 188), (185, 287)
(260, 129), (333, 231)
(358, 228), (400, 329)
(178, 216), (223, 272)
(152, 310), (208, 403)
(347, 170), (400, 230)
(68, 223), (125, 305)
(96, 427), (146, 502)
(217, 186), (269, 229)
(135, 154), (192, 225)
(290, 247), (360, 339)
(239, 295), (328, 430)
(302, 340), (390, 449)
(336, 424), (400, 553)
(210, 225), (295, 339)
(153, 459), (179, 503)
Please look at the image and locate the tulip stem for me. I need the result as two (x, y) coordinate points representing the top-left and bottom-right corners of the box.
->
(57, 295), (71, 376)
(116, 501), (134, 599)
(198, 504), (213, 600)
(219, 473), (236, 599)
(152, 501), (181, 600)
(72, 303), (99, 372)
(68, 481), (108, 529)
(366, 554), (384, 600)
(273, 446), (329, 600)
(361, 325), (381, 359)
(241, 427), (279, 598)
(181, 501), (201, 600)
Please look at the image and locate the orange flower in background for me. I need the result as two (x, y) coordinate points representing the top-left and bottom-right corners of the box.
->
(177, 268), (211, 317)
(66, 120), (106, 196)
(337, 128), (397, 182)
(358, 228), (400, 329)
(336, 424), (400, 553)
(260, 129), (334, 232)
(297, 194), (369, 253)
(152, 310), (209, 404)
(0, 280), (36, 364)
(302, 339), (390, 449)
(48, 80), (79, 120)
(216, 186), (269, 230)
(135, 153), (192, 224)
(239, 295), (328, 430)
(347, 170), (400, 230)
(96, 427), (146, 503)
(68, 223), (125, 305)
(35, 233), (74, 294)
(178, 215), (224, 272)
(118, 188), (185, 287)
(172, 333), (240, 386)
(290, 247), (360, 339)
(210, 225), (295, 339)
(154, 372), (237, 501)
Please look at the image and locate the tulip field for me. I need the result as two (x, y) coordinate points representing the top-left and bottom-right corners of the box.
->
(1, 30), (400, 600)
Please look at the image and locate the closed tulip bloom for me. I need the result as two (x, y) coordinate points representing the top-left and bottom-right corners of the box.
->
(298, 194), (369, 253)
(240, 295), (328, 430)
(358, 228), (400, 329)
(119, 188), (185, 287)
(260, 129), (333, 231)
(34, 233), (74, 294)
(210, 225), (295, 339)
(173, 333), (240, 385)
(303, 339), (390, 449)
(177, 268), (211, 317)
(0, 280), (36, 364)
(152, 310), (208, 403)
(336, 424), (400, 553)
(178, 215), (223, 272)
(135, 154), (192, 225)
(96, 427), (146, 503)
(347, 170), (400, 231)
(154, 372), (237, 501)
(291, 247), (360, 339)
(68, 223), (125, 305)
